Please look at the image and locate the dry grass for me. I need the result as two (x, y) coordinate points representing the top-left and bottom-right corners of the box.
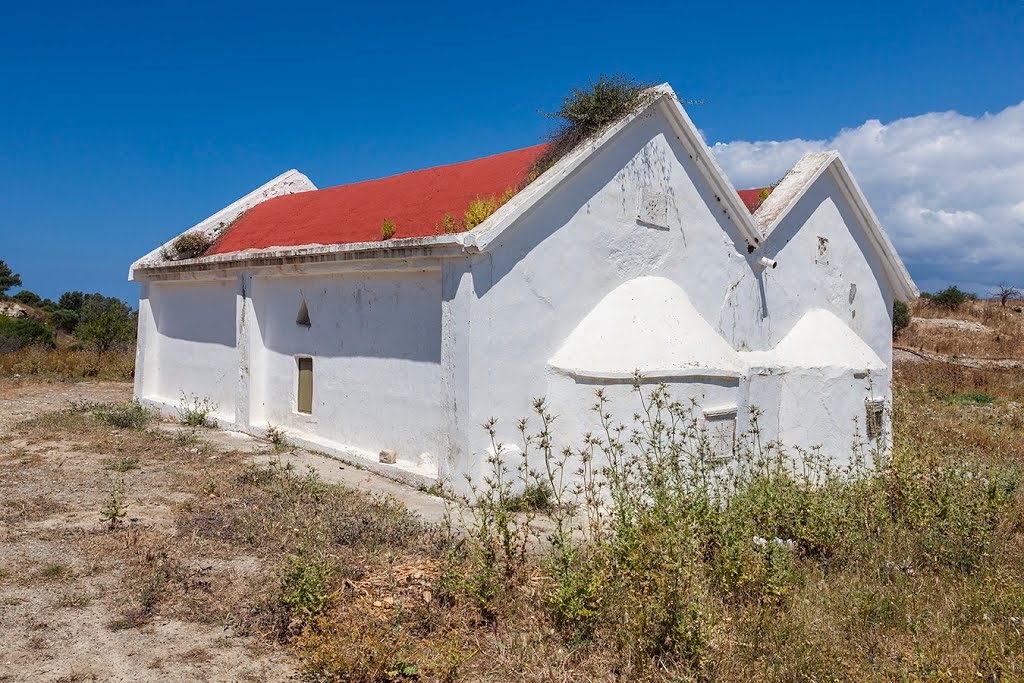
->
(901, 298), (1024, 359)
(4, 310), (1024, 680)
(0, 346), (135, 381)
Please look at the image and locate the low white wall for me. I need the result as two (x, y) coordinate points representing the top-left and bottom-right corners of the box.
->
(249, 270), (443, 473)
(776, 368), (886, 468)
(144, 279), (238, 420)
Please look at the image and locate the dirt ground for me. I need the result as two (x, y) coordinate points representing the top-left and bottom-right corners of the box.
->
(0, 379), (296, 682)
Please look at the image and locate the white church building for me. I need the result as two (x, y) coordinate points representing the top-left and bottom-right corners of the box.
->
(130, 84), (917, 488)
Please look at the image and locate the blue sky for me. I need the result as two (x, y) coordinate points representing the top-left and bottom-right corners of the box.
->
(1, 0), (1021, 303)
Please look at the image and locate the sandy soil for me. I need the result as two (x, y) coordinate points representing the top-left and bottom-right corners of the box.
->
(0, 379), (295, 683)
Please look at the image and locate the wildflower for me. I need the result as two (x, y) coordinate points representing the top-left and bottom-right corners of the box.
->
(773, 537), (796, 551)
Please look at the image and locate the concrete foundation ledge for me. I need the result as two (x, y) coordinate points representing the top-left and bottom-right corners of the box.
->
(136, 396), (439, 490)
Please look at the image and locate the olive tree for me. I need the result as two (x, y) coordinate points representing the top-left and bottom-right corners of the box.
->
(75, 295), (136, 355)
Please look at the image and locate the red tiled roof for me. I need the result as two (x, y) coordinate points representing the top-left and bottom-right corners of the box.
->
(737, 188), (771, 213)
(207, 144), (549, 255)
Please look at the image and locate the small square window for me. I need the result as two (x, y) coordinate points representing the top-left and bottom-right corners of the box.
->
(297, 357), (313, 414)
(866, 400), (885, 439)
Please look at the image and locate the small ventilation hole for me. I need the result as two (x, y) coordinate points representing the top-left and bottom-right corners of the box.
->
(296, 301), (311, 327)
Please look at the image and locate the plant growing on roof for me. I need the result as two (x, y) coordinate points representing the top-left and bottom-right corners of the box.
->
(531, 73), (657, 180)
(440, 212), (458, 235)
(380, 218), (396, 241)
(170, 231), (212, 260)
(463, 197), (497, 230)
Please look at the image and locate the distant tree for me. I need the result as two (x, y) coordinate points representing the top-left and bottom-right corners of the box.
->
(58, 291), (85, 312)
(11, 290), (43, 307)
(929, 286), (973, 311)
(0, 260), (21, 299)
(893, 300), (911, 338)
(75, 295), (135, 354)
(51, 308), (80, 334)
(995, 284), (1020, 307)
(38, 298), (58, 313)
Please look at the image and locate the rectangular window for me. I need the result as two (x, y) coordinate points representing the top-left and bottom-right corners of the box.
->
(866, 399), (885, 440)
(297, 357), (313, 414)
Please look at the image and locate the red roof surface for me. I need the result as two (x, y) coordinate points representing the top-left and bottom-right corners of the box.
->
(207, 143), (772, 255)
(207, 144), (549, 255)
(737, 188), (771, 213)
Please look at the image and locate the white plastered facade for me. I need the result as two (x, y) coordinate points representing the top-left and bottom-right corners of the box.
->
(130, 86), (916, 490)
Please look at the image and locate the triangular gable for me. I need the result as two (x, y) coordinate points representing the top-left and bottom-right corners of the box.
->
(129, 169), (316, 279)
(467, 84), (765, 253)
(752, 151), (918, 301)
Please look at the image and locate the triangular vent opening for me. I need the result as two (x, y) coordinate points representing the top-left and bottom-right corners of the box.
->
(296, 300), (311, 327)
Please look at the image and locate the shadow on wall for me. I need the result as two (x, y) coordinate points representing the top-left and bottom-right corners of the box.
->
(149, 280), (237, 346)
(470, 108), (751, 300)
(251, 271), (443, 363)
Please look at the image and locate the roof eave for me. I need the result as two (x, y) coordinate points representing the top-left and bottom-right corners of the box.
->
(129, 169), (318, 280)
(129, 234), (469, 281)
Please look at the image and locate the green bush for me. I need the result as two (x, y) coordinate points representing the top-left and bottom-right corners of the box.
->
(446, 381), (1022, 674)
(11, 290), (42, 307)
(945, 392), (998, 406)
(51, 308), (80, 334)
(75, 295), (135, 354)
(278, 551), (338, 633)
(380, 218), (396, 241)
(0, 315), (56, 353)
(93, 401), (153, 429)
(893, 299), (911, 337)
(929, 286), (974, 310)
(58, 291), (85, 312)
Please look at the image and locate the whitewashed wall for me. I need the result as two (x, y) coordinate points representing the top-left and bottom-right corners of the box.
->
(442, 112), (757, 487)
(249, 270), (443, 473)
(134, 107), (901, 489)
(736, 172), (896, 465)
(143, 279), (238, 420)
(441, 113), (897, 489)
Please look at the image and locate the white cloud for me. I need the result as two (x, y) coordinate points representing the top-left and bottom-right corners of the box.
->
(710, 102), (1024, 296)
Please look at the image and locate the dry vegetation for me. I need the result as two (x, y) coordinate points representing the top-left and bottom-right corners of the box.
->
(0, 346), (135, 381)
(2, 303), (1024, 681)
(900, 298), (1024, 359)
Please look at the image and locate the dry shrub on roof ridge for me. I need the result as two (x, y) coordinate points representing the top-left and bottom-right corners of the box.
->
(380, 218), (396, 241)
(530, 73), (658, 181)
(170, 232), (213, 260)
